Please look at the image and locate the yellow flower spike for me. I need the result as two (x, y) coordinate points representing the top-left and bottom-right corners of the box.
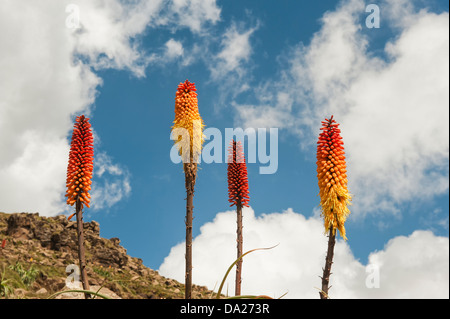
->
(171, 80), (205, 163)
(316, 116), (351, 240)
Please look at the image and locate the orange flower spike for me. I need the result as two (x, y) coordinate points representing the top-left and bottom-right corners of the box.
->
(65, 115), (94, 209)
(172, 80), (205, 162)
(316, 116), (351, 240)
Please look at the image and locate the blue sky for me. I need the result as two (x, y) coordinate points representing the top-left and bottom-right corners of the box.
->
(0, 0), (448, 298)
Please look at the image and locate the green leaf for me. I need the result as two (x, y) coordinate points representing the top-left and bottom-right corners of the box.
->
(216, 244), (279, 299)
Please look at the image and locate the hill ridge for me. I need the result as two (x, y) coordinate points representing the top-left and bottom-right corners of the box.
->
(0, 212), (212, 299)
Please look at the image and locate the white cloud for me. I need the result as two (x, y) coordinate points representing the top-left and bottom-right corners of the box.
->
(165, 39), (184, 60)
(0, 133), (71, 215)
(71, 0), (164, 77)
(342, 10), (449, 215)
(210, 23), (258, 80)
(95, 152), (126, 178)
(0, 1), (101, 216)
(165, 0), (221, 34)
(90, 152), (132, 211)
(234, 0), (449, 216)
(202, 22), (259, 109)
(0, 0), (159, 216)
(90, 177), (131, 212)
(159, 207), (449, 298)
(232, 89), (295, 129)
(365, 230), (449, 298)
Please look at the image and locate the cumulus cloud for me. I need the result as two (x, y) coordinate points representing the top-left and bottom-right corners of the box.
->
(0, 1), (101, 216)
(90, 177), (131, 212)
(234, 0), (449, 216)
(202, 22), (259, 109)
(365, 230), (449, 298)
(90, 152), (132, 211)
(210, 23), (258, 80)
(70, 0), (164, 77)
(164, 0), (221, 34)
(0, 0), (173, 216)
(159, 207), (449, 298)
(165, 39), (184, 60)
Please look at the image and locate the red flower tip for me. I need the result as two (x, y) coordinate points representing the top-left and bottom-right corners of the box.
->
(227, 140), (250, 207)
(177, 79), (197, 93)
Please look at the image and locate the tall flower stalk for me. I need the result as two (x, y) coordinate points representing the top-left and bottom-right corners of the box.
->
(316, 115), (351, 299)
(227, 140), (250, 296)
(171, 80), (204, 299)
(65, 115), (94, 299)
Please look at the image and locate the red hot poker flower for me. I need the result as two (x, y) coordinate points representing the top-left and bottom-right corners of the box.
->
(316, 115), (351, 240)
(227, 140), (250, 207)
(65, 115), (94, 208)
(172, 79), (204, 163)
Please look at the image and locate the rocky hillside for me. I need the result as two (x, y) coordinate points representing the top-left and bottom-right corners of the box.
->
(0, 212), (214, 299)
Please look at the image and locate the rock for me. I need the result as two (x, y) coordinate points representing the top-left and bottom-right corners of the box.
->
(51, 233), (62, 251)
(13, 288), (28, 298)
(110, 237), (120, 246)
(9, 227), (31, 241)
(80, 220), (100, 236)
(88, 278), (100, 286)
(36, 288), (48, 295)
(7, 214), (33, 240)
(52, 215), (68, 226)
(66, 221), (77, 230)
